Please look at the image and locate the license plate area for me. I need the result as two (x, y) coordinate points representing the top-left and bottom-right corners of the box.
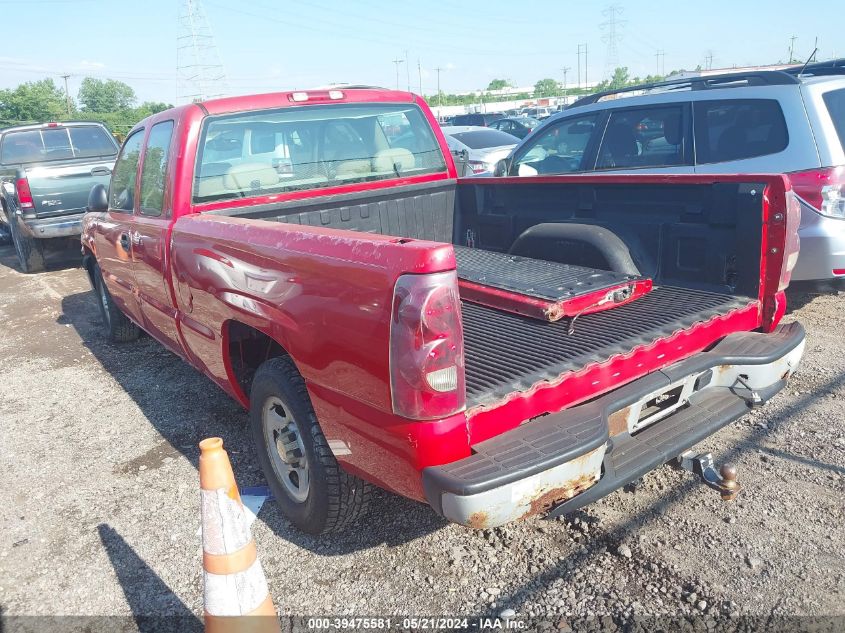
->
(628, 378), (696, 434)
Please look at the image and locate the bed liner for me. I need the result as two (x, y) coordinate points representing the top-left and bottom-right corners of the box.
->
(461, 285), (753, 408)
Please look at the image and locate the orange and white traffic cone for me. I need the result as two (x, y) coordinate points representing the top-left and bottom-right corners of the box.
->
(199, 437), (281, 633)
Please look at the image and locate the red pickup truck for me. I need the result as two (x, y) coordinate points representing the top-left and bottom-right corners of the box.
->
(80, 88), (805, 534)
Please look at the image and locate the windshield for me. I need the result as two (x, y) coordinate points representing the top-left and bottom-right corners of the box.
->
(0, 125), (117, 164)
(447, 129), (518, 149)
(194, 103), (446, 203)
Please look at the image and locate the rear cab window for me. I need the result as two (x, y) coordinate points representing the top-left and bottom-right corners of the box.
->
(694, 99), (788, 164)
(193, 103), (447, 203)
(511, 113), (599, 175)
(822, 88), (845, 152)
(0, 125), (117, 164)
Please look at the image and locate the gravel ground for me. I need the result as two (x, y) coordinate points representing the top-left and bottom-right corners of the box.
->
(0, 242), (843, 631)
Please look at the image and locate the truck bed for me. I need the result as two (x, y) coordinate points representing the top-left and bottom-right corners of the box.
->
(461, 285), (752, 408)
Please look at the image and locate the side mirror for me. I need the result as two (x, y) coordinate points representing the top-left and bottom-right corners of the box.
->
(493, 159), (508, 177)
(87, 183), (108, 213)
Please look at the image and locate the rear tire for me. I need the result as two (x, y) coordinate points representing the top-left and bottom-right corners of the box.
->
(8, 215), (45, 274)
(250, 356), (372, 534)
(93, 264), (140, 342)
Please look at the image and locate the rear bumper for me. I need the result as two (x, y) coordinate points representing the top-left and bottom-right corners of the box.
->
(422, 322), (805, 528)
(792, 207), (845, 282)
(17, 211), (85, 239)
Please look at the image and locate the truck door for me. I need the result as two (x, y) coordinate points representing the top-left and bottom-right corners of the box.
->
(131, 119), (183, 356)
(92, 128), (144, 325)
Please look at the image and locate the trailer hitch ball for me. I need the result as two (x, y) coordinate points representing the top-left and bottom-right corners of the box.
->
(719, 463), (740, 501)
(674, 451), (742, 501)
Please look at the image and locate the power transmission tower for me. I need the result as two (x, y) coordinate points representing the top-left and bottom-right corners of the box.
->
(704, 50), (714, 71)
(177, 0), (229, 104)
(655, 49), (665, 76)
(392, 58), (404, 90)
(600, 4), (626, 80)
(434, 66), (444, 107)
(788, 35), (798, 63)
(60, 74), (72, 116)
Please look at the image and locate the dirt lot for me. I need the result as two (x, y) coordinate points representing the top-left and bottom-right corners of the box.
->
(0, 242), (843, 630)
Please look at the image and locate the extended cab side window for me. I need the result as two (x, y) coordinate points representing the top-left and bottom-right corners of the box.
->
(139, 121), (175, 217)
(109, 129), (144, 212)
(596, 105), (686, 170)
(511, 114), (598, 175)
(694, 99), (788, 164)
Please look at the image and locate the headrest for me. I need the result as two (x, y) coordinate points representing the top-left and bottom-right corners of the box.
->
(662, 112), (682, 146)
(373, 148), (416, 173)
(223, 163), (280, 191)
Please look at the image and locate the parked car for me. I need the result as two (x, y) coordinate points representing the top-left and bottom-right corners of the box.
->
(82, 88), (803, 535)
(441, 125), (519, 174)
(497, 60), (845, 286)
(488, 116), (541, 139)
(450, 112), (503, 127)
(0, 121), (119, 272)
(524, 107), (554, 120)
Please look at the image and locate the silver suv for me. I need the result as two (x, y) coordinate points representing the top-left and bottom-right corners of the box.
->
(498, 61), (845, 285)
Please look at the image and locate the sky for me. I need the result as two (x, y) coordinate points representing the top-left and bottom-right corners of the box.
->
(0, 0), (840, 105)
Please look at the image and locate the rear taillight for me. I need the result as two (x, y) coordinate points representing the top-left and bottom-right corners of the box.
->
(789, 166), (845, 218)
(15, 177), (34, 210)
(468, 161), (489, 174)
(778, 191), (801, 291)
(389, 270), (466, 420)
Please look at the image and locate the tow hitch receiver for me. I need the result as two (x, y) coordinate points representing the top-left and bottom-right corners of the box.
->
(674, 451), (741, 501)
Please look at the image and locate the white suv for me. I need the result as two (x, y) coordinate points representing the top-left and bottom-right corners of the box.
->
(499, 61), (845, 286)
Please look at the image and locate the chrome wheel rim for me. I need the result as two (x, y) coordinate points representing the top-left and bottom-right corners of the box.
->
(262, 396), (310, 503)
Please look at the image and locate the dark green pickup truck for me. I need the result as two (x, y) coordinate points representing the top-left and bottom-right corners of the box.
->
(0, 121), (119, 272)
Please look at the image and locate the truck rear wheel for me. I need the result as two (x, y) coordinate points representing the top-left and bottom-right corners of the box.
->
(8, 216), (45, 274)
(93, 264), (140, 342)
(249, 356), (372, 534)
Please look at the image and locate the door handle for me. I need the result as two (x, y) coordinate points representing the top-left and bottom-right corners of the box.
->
(119, 233), (130, 250)
(91, 166), (112, 176)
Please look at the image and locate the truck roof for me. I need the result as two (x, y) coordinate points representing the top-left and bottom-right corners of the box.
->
(0, 120), (111, 134)
(198, 87), (418, 116)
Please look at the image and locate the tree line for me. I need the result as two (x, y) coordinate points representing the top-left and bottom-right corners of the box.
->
(424, 66), (690, 106)
(0, 77), (172, 140)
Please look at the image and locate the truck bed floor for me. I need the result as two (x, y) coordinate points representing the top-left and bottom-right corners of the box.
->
(461, 286), (752, 408)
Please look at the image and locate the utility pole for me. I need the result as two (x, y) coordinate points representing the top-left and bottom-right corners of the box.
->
(704, 50), (714, 71)
(788, 34), (797, 63)
(435, 66), (443, 107)
(585, 44), (588, 89)
(601, 4), (626, 80)
(60, 74), (72, 116)
(655, 49), (665, 76)
(405, 49), (410, 92)
(417, 58), (422, 95)
(392, 58), (404, 90)
(577, 44), (583, 90)
(560, 66), (570, 100)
